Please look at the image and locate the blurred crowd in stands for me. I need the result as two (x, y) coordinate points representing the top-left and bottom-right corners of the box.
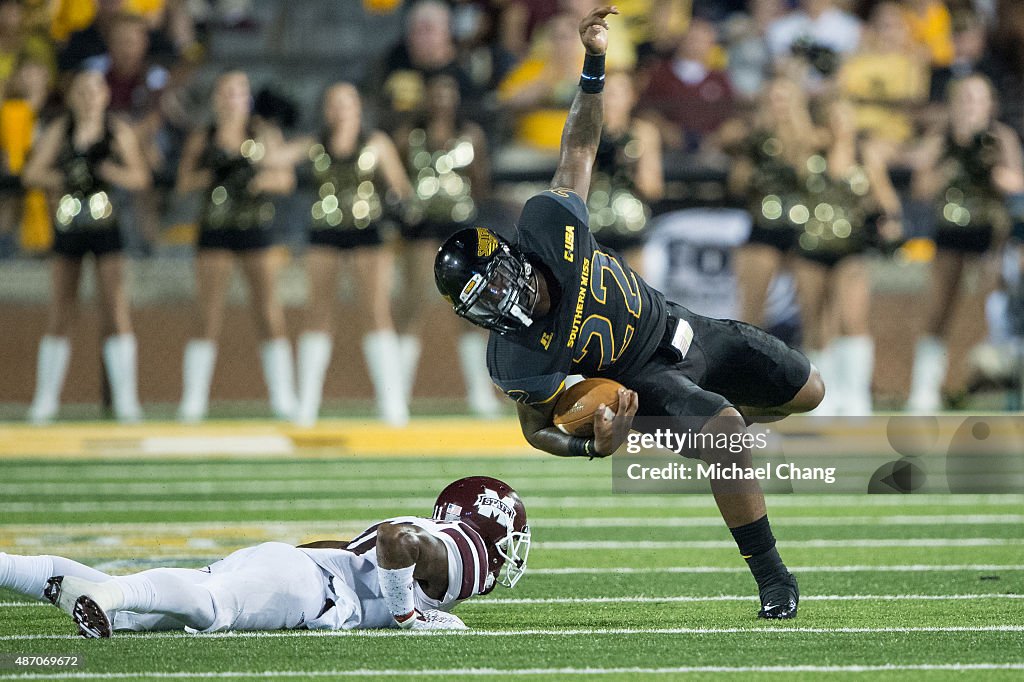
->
(3, 0), (1024, 422)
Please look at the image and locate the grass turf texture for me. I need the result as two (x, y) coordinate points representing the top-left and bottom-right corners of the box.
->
(0, 454), (1022, 681)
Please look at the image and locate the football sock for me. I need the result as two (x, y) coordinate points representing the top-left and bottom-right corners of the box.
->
(27, 335), (70, 424)
(397, 334), (421, 404)
(179, 339), (216, 422)
(296, 331), (333, 427)
(110, 569), (216, 630)
(102, 334), (143, 423)
(364, 331), (409, 427)
(260, 337), (298, 420)
(908, 335), (946, 413)
(729, 515), (790, 591)
(0, 553), (111, 600)
(834, 336), (874, 416)
(458, 333), (500, 418)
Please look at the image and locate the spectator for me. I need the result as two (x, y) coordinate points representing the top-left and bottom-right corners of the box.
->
(450, 0), (518, 94)
(837, 0), (929, 146)
(57, 0), (177, 73)
(0, 0), (55, 99)
(929, 11), (1010, 105)
(496, 12), (583, 153)
(82, 13), (167, 126)
(724, 0), (785, 101)
(901, 0), (954, 68)
(766, 0), (861, 57)
(638, 17), (734, 152)
(374, 0), (478, 131)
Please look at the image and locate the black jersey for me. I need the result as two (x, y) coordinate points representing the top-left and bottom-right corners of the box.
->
(487, 189), (668, 404)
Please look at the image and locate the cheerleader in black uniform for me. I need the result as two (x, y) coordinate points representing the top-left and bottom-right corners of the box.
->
(726, 77), (828, 327)
(23, 70), (151, 423)
(176, 71), (298, 422)
(791, 99), (904, 415)
(295, 82), (413, 427)
(589, 70), (663, 274)
(906, 74), (1024, 412)
(392, 75), (499, 417)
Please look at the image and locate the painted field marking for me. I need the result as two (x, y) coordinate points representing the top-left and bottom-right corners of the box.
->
(1, 625), (1023, 642)
(2, 663), (1024, 680)
(530, 564), (1024, 575)
(535, 538), (1023, 550)
(2, 495), (1022, 514)
(4, 594), (1023, 609)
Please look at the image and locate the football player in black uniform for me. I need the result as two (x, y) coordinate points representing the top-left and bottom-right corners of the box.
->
(434, 6), (824, 619)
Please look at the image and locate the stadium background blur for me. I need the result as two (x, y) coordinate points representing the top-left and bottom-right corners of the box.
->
(1, 0), (1023, 420)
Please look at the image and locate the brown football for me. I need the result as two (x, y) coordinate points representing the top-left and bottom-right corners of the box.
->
(552, 378), (626, 436)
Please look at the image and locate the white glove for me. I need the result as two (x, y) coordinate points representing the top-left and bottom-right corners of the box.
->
(407, 609), (468, 630)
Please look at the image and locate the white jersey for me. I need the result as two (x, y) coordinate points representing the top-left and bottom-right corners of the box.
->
(298, 516), (492, 630)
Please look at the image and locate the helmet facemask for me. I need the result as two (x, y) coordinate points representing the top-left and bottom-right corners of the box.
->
(494, 524), (531, 588)
(453, 244), (537, 334)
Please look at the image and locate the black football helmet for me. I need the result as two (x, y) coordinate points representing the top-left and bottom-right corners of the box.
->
(434, 228), (537, 334)
(433, 476), (531, 590)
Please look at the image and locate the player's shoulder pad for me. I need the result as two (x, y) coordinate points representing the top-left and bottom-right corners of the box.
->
(532, 188), (589, 224)
(493, 372), (567, 406)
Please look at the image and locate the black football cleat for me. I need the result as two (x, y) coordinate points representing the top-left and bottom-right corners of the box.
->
(72, 595), (112, 639)
(757, 572), (799, 619)
(43, 576), (63, 606)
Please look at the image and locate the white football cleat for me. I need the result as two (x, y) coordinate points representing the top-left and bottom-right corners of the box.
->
(410, 610), (468, 630)
(44, 576), (116, 638)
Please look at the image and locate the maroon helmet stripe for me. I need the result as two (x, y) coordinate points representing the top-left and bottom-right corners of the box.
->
(459, 522), (490, 591)
(441, 528), (477, 600)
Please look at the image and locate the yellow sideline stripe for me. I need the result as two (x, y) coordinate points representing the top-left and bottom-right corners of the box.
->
(0, 419), (534, 459)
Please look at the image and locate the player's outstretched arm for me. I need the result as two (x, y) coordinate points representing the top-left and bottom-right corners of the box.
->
(549, 6), (618, 200)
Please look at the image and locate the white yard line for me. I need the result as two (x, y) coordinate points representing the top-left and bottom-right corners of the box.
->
(535, 538), (1022, 550)
(2, 495), (1021, 514)
(530, 563), (1024, 575)
(2, 515), (1022, 535)
(2, 663), (1024, 680)
(4, 594), (1022, 609)
(0, 625), (1022, 642)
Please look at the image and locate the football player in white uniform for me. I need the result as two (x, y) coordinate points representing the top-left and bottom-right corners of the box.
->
(0, 477), (530, 638)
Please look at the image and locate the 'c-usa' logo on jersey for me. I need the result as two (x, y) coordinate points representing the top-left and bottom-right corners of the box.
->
(563, 225), (575, 262)
(475, 489), (517, 528)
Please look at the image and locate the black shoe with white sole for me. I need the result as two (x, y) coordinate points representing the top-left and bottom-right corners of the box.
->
(757, 572), (799, 619)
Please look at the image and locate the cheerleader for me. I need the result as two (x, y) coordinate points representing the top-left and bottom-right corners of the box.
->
(23, 69), (150, 423)
(590, 69), (663, 273)
(725, 77), (828, 327)
(791, 99), (903, 415)
(176, 71), (298, 422)
(906, 74), (1024, 412)
(392, 74), (499, 417)
(295, 82), (412, 427)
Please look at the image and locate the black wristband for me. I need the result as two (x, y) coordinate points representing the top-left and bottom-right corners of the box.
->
(579, 53), (606, 94)
(568, 436), (596, 458)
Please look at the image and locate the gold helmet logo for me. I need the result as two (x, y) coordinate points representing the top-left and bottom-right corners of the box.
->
(476, 228), (499, 257)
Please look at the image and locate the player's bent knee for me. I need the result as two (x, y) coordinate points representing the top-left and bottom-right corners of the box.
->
(794, 366), (826, 413)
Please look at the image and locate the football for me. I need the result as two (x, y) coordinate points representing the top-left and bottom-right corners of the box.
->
(552, 378), (625, 436)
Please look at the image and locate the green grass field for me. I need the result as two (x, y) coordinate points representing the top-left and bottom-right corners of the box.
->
(1, 447), (1023, 680)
